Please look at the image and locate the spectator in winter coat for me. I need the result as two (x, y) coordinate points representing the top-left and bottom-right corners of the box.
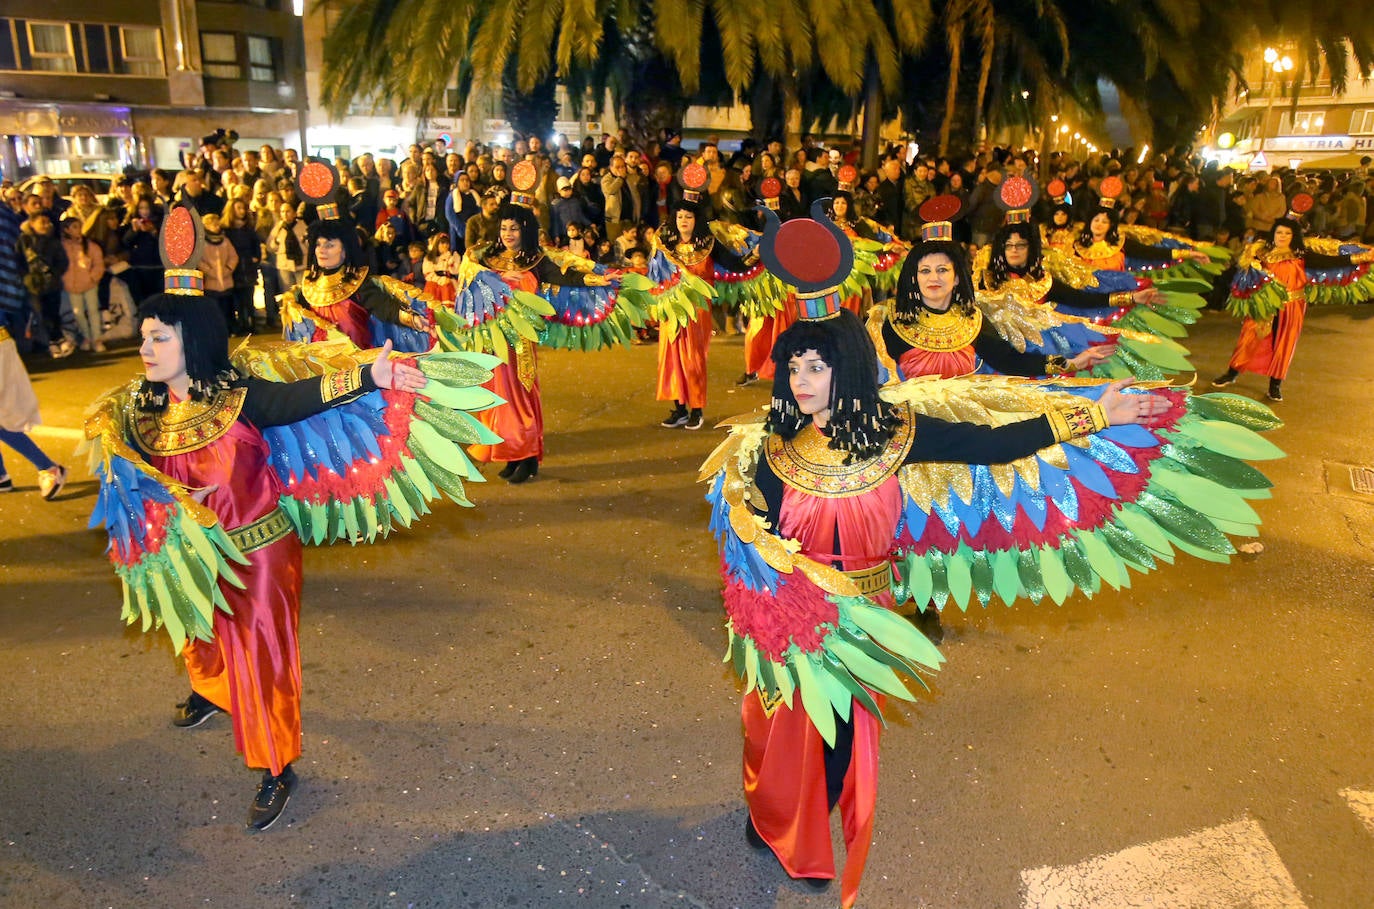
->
(549, 177), (590, 246)
(59, 215), (104, 351)
(199, 213), (241, 332)
(20, 211), (75, 357)
(463, 190), (503, 253)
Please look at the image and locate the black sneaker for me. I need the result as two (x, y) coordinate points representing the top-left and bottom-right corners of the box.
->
(1210, 370), (1238, 388)
(0, 474), (13, 493)
(507, 457), (537, 484)
(173, 691), (223, 728)
(1267, 382), (1283, 402)
(660, 406), (689, 428)
(246, 765), (297, 831)
(497, 461), (517, 479)
(735, 372), (757, 386)
(745, 817), (767, 850)
(683, 410), (705, 430)
(912, 608), (944, 645)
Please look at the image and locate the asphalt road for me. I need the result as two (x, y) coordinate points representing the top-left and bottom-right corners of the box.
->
(2, 305), (1373, 909)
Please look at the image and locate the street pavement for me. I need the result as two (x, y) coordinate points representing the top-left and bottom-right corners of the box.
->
(2, 305), (1373, 908)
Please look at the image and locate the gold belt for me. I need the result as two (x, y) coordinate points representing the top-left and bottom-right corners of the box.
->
(227, 506), (293, 554)
(842, 562), (893, 597)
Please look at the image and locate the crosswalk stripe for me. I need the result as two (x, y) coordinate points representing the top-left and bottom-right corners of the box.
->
(1340, 788), (1374, 837)
(1021, 816), (1307, 908)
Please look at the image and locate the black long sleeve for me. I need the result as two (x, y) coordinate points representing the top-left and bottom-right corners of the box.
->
(355, 278), (407, 324)
(709, 237), (753, 273)
(971, 321), (1052, 376)
(754, 413), (1058, 527)
(1122, 237), (1175, 264)
(533, 255), (593, 287)
(1046, 278), (1118, 311)
(1303, 251), (1357, 270)
(239, 371), (378, 429)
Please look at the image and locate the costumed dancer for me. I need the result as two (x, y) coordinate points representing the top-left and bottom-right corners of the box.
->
(448, 160), (620, 483)
(84, 204), (503, 830)
(826, 164), (908, 312)
(1213, 193), (1374, 401)
(278, 161), (434, 352)
(1040, 179), (1077, 252)
(621, 164), (780, 429)
(737, 178), (799, 386)
(1071, 177), (1226, 297)
(975, 176), (1197, 381)
(866, 195), (1112, 383)
(701, 205), (1285, 908)
(0, 320), (67, 498)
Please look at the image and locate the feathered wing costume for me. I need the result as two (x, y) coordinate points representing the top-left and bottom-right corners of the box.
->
(278, 161), (435, 353)
(699, 203), (1285, 909)
(84, 205), (502, 782)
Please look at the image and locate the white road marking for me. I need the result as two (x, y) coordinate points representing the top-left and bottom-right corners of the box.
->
(1340, 788), (1374, 837)
(1021, 816), (1307, 909)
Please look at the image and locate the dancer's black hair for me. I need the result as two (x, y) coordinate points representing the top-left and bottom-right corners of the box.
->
(481, 203), (542, 267)
(985, 221), (1045, 289)
(894, 239), (977, 317)
(657, 197), (714, 250)
(1268, 216), (1307, 253)
(134, 294), (238, 411)
(766, 309), (902, 461)
(305, 210), (367, 278)
(1076, 205), (1121, 248)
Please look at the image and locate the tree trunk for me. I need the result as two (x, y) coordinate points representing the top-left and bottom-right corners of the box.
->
(860, 56), (882, 169)
(938, 23), (963, 158)
(783, 76), (802, 152)
(501, 62), (558, 142)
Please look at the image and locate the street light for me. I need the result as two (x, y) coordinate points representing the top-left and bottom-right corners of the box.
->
(1257, 47), (1294, 161)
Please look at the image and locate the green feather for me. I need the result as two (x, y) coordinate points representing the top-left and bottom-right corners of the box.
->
(944, 544), (974, 610)
(1039, 546), (1072, 604)
(990, 548), (1022, 606)
(1149, 466), (1261, 524)
(1177, 419), (1285, 461)
(794, 653), (837, 746)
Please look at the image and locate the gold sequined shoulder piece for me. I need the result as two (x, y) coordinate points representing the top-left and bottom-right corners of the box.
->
(301, 268), (369, 309)
(764, 406), (915, 498)
(134, 387), (247, 456)
(889, 307), (982, 352)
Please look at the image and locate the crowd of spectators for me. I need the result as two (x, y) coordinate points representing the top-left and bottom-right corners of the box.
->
(7, 124), (1374, 366)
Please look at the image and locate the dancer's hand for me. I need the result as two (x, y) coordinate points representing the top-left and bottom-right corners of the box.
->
(1069, 345), (1113, 371)
(370, 340), (427, 392)
(1100, 378), (1170, 426)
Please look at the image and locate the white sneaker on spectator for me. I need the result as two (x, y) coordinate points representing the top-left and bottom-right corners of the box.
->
(38, 465), (67, 501)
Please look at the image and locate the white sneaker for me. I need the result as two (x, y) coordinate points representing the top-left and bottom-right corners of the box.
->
(38, 465), (67, 500)
(0, 474), (13, 492)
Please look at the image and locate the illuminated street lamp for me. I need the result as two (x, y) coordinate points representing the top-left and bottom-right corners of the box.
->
(1258, 47), (1295, 161)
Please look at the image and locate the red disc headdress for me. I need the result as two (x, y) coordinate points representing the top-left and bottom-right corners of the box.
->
(759, 176), (782, 211)
(918, 194), (964, 242)
(1047, 179), (1068, 205)
(837, 164), (859, 194)
(1097, 175), (1124, 210)
(160, 204), (205, 295)
(508, 160), (539, 208)
(297, 159), (342, 220)
(1286, 192), (1314, 221)
(679, 162), (709, 205)
(997, 175), (1039, 225)
(758, 198), (855, 320)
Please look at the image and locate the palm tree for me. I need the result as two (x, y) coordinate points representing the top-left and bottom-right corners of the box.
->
(319, 0), (928, 149)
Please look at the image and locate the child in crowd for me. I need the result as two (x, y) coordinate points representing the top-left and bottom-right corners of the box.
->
(59, 215), (104, 351)
(421, 233), (457, 302)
